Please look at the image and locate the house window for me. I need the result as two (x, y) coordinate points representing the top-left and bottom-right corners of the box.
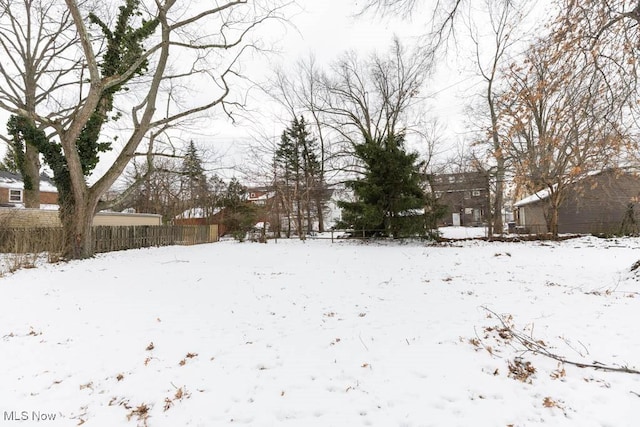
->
(9, 189), (22, 202)
(434, 191), (443, 198)
(472, 190), (481, 197)
(448, 176), (456, 183)
(249, 192), (256, 199)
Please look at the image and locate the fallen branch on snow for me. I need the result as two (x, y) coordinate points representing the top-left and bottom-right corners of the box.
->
(481, 306), (640, 375)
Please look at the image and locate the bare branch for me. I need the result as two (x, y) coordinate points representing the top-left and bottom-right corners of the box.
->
(483, 307), (640, 375)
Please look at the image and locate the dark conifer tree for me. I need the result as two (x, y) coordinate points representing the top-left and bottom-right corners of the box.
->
(221, 178), (260, 241)
(338, 133), (442, 237)
(180, 141), (208, 208)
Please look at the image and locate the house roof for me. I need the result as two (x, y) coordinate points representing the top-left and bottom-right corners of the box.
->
(513, 167), (640, 208)
(513, 187), (552, 208)
(0, 171), (58, 193)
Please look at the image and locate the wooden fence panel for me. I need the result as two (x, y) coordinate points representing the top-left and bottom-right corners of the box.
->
(0, 225), (218, 255)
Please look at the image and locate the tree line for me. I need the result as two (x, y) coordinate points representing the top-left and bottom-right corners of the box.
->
(1, 0), (638, 259)
(364, 0), (639, 237)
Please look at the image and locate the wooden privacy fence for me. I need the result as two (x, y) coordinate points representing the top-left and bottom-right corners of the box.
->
(0, 225), (218, 255)
(92, 225), (218, 253)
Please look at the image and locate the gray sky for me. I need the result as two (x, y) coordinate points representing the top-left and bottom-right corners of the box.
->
(0, 0), (552, 181)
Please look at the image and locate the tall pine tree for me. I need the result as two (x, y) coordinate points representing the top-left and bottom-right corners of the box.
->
(180, 140), (208, 213)
(275, 116), (323, 238)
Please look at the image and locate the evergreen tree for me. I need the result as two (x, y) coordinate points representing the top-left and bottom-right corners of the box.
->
(275, 116), (323, 237)
(338, 133), (442, 238)
(180, 140), (208, 209)
(221, 178), (260, 241)
(0, 142), (19, 173)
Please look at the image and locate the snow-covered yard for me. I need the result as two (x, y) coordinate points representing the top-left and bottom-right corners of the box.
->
(1, 234), (639, 426)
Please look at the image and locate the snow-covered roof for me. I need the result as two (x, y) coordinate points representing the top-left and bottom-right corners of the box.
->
(513, 187), (552, 207)
(0, 171), (58, 193)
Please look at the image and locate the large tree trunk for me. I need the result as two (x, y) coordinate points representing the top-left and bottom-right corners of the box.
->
(23, 143), (41, 208)
(548, 206), (559, 238)
(59, 193), (97, 259)
(488, 78), (504, 236)
(544, 193), (561, 238)
(315, 192), (324, 233)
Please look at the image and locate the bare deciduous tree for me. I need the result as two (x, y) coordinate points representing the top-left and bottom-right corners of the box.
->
(322, 38), (432, 154)
(0, 0), (81, 207)
(0, 0), (291, 258)
(467, 0), (528, 234)
(500, 38), (631, 236)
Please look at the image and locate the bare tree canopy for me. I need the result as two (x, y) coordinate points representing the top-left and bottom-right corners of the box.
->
(358, 0), (466, 47)
(0, 0), (292, 258)
(321, 38), (432, 148)
(0, 0), (81, 207)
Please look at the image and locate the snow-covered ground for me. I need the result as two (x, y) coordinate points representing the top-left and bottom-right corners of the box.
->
(438, 226), (489, 239)
(1, 234), (639, 426)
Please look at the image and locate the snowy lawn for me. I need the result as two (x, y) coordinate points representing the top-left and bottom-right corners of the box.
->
(1, 236), (639, 426)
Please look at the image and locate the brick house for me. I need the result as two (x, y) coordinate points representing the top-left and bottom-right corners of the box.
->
(430, 172), (490, 226)
(0, 171), (58, 207)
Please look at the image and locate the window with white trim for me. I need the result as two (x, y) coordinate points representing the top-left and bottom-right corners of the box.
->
(9, 189), (23, 202)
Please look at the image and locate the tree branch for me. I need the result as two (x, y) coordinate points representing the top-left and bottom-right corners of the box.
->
(483, 306), (640, 375)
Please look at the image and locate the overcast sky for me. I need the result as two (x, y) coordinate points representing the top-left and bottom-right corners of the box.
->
(0, 0), (553, 181)
(212, 0), (477, 176)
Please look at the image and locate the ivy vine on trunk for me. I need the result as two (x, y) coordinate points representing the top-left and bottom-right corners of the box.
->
(24, 0), (158, 259)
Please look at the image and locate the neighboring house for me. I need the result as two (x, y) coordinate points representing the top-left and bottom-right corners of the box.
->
(0, 171), (166, 227)
(430, 172), (490, 226)
(247, 187), (275, 206)
(513, 168), (640, 234)
(0, 171), (58, 207)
